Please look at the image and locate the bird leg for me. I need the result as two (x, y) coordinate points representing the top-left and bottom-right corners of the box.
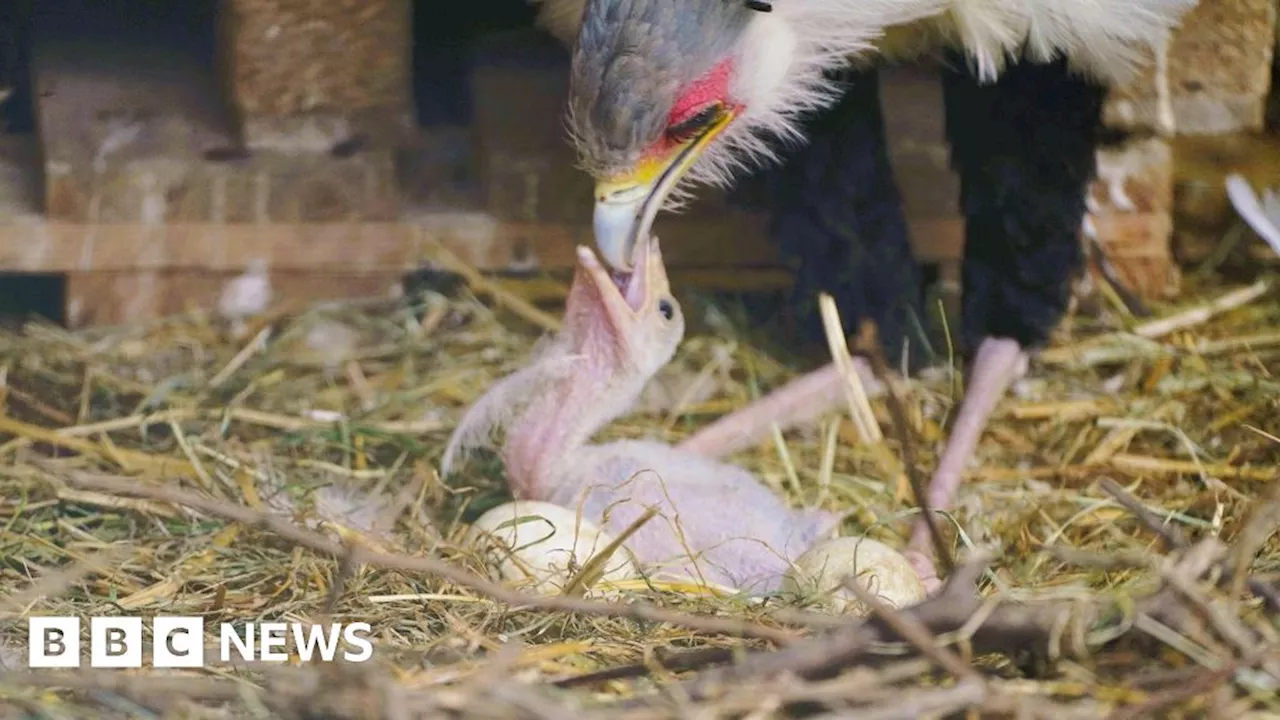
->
(902, 337), (1027, 592)
(680, 337), (1026, 594)
(676, 359), (878, 459)
(913, 50), (1107, 591)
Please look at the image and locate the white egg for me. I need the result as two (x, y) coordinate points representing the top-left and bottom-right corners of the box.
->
(463, 501), (641, 595)
(782, 537), (926, 616)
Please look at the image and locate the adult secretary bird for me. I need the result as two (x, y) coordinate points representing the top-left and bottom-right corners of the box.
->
(527, 0), (1197, 588)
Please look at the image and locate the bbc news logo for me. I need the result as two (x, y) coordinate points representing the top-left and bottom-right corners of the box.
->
(28, 617), (373, 668)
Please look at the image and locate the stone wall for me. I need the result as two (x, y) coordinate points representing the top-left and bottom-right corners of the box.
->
(218, 0), (414, 151)
(1105, 0), (1277, 135)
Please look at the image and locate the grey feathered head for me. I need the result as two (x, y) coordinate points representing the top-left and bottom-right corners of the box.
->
(564, 0), (890, 274)
(567, 0), (753, 178)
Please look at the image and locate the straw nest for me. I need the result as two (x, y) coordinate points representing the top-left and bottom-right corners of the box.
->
(0, 259), (1276, 719)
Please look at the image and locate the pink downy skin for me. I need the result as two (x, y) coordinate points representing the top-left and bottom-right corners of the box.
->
(441, 235), (842, 595)
(673, 340), (1030, 596)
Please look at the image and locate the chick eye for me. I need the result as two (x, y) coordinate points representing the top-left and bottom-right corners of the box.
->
(665, 104), (722, 144)
(658, 299), (675, 321)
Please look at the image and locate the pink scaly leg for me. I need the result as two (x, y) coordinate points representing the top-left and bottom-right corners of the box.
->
(677, 359), (882, 459)
(903, 337), (1028, 593)
(678, 339), (1026, 595)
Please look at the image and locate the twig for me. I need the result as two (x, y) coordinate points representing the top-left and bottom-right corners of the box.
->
(322, 541), (365, 616)
(605, 540), (1242, 706)
(1158, 566), (1259, 656)
(563, 507), (657, 597)
(583, 559), (996, 700)
(1098, 477), (1188, 549)
(41, 463), (797, 644)
(809, 678), (987, 720)
(208, 324), (272, 388)
(1226, 479), (1280, 607)
(1132, 280), (1271, 339)
(3, 384), (76, 424)
(818, 294), (882, 444)
(425, 239), (562, 333)
(1097, 480), (1279, 614)
(856, 321), (954, 576)
(552, 646), (739, 688)
(623, 660), (936, 718)
(1249, 579), (1280, 613)
(1105, 647), (1269, 720)
(841, 575), (976, 681)
(0, 671), (248, 701)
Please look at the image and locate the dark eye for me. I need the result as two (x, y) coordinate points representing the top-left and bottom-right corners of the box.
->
(658, 299), (674, 321)
(665, 105), (721, 144)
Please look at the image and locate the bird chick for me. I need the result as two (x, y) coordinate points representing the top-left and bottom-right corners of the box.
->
(443, 235), (841, 594)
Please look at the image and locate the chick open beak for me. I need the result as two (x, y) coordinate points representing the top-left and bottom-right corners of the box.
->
(575, 233), (659, 333)
(592, 109), (736, 271)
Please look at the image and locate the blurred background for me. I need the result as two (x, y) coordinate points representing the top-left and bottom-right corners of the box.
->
(0, 0), (1274, 339)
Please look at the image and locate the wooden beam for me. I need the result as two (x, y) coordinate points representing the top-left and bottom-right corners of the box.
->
(0, 215), (964, 275)
(65, 270), (405, 327)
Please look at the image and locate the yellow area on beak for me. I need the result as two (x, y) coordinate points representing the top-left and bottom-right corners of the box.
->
(591, 108), (737, 271)
(597, 156), (668, 198)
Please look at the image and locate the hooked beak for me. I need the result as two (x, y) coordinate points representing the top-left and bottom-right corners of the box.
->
(592, 109), (736, 270)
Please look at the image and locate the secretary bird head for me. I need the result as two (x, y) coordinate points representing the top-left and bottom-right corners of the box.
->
(567, 0), (942, 270)
(551, 0), (1194, 270)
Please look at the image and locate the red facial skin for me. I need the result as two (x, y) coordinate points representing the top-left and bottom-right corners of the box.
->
(670, 59), (736, 125)
(637, 59), (740, 164)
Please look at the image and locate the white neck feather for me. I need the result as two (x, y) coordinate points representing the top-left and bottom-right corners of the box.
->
(681, 0), (1197, 196)
(532, 0), (1198, 202)
(685, 0), (948, 193)
(944, 0), (1198, 83)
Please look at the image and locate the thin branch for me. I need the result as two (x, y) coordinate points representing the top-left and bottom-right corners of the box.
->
(857, 320), (954, 575)
(1099, 477), (1188, 549)
(42, 463), (798, 645)
(840, 576), (977, 681)
(1105, 647), (1270, 720)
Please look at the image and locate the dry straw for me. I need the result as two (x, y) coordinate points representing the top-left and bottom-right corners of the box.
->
(0, 262), (1275, 718)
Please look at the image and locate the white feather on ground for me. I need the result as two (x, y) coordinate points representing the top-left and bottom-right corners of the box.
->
(1225, 174), (1280, 258)
(310, 484), (399, 538)
(218, 258), (273, 337)
(301, 319), (363, 374)
(259, 469), (402, 543)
